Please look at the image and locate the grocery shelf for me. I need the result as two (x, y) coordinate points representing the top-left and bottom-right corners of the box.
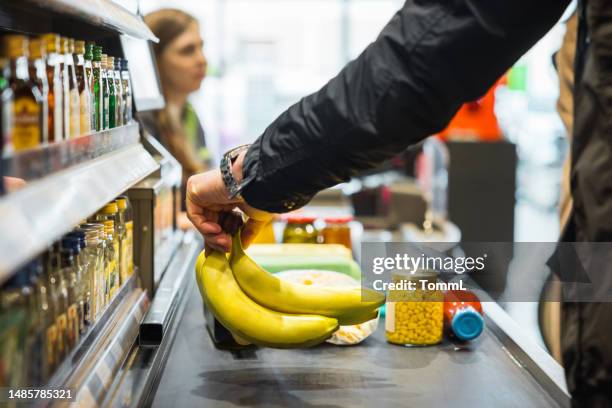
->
(3, 122), (140, 181)
(0, 133), (159, 279)
(14, 0), (157, 42)
(43, 272), (139, 393)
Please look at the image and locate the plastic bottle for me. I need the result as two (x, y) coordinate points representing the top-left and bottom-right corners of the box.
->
(443, 290), (484, 341)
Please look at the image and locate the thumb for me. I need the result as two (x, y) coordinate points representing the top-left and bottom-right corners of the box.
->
(240, 218), (269, 249)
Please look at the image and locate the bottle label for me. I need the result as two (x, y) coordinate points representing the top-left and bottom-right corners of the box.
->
(69, 88), (80, 138)
(56, 313), (67, 354)
(13, 96), (41, 150)
(103, 95), (109, 129)
(2, 97), (14, 151)
(46, 324), (57, 368)
(53, 71), (63, 141)
(80, 89), (91, 134)
(385, 302), (395, 333)
(126, 221), (134, 275)
(67, 304), (79, 346)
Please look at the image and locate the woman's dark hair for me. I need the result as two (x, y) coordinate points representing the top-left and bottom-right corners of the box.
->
(144, 9), (205, 180)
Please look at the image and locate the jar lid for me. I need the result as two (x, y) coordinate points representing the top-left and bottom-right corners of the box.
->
(284, 215), (316, 224)
(324, 216), (353, 224)
(99, 202), (118, 215)
(116, 197), (127, 210)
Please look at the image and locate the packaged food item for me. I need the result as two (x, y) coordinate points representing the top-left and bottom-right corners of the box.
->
(444, 289), (484, 341)
(321, 216), (352, 250)
(275, 269), (379, 345)
(386, 270), (443, 346)
(282, 215), (318, 244)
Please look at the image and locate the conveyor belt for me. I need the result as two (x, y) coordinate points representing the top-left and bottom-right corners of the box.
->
(150, 278), (561, 408)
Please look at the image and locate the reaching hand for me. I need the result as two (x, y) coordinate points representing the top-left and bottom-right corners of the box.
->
(185, 151), (273, 252)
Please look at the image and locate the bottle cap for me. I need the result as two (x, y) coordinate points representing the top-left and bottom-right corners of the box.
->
(116, 197), (127, 210)
(41, 33), (60, 54)
(74, 40), (85, 55)
(68, 38), (75, 53)
(101, 53), (108, 69)
(107, 56), (114, 68)
(3, 35), (28, 59)
(451, 307), (484, 341)
(114, 57), (122, 70)
(28, 38), (45, 60)
(283, 215), (316, 224)
(100, 201), (118, 214)
(60, 37), (69, 54)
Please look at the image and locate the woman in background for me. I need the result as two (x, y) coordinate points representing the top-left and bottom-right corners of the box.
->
(142, 8), (209, 229)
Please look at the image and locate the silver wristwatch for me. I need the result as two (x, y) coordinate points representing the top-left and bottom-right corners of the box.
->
(220, 144), (251, 199)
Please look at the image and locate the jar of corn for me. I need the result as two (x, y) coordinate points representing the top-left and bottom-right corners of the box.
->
(385, 270), (443, 346)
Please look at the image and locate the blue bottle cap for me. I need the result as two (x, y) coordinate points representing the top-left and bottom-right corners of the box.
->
(451, 307), (484, 341)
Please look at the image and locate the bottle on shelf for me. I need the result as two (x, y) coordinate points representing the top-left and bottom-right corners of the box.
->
(84, 43), (96, 131)
(47, 242), (68, 362)
(100, 53), (110, 130)
(121, 59), (132, 124)
(23, 260), (44, 386)
(117, 196), (134, 277)
(1, 53), (13, 160)
(92, 46), (103, 132)
(33, 256), (54, 382)
(62, 38), (80, 138)
(114, 57), (124, 127)
(79, 223), (104, 324)
(2, 35), (43, 152)
(59, 246), (79, 350)
(116, 196), (129, 283)
(443, 289), (484, 342)
(107, 56), (116, 128)
(0, 269), (29, 389)
(95, 202), (121, 299)
(27, 38), (49, 144)
(73, 40), (91, 135)
(41, 250), (59, 377)
(41, 33), (63, 143)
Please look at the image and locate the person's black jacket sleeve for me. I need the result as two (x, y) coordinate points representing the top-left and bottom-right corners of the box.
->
(240, 0), (570, 213)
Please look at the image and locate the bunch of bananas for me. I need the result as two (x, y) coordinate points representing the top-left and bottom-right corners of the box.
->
(194, 233), (385, 348)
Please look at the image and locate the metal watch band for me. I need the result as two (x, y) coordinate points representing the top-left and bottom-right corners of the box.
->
(220, 144), (251, 199)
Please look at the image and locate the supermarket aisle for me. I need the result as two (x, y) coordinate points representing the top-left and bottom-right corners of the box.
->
(151, 274), (559, 408)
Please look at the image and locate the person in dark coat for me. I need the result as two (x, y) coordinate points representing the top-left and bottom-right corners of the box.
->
(185, 1), (612, 405)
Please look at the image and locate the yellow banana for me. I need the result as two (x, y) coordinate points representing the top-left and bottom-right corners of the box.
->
(195, 250), (339, 348)
(230, 234), (385, 325)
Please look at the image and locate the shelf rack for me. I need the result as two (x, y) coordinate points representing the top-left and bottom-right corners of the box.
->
(0, 124), (159, 281)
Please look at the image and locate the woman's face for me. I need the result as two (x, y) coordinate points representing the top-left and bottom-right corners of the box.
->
(159, 21), (207, 96)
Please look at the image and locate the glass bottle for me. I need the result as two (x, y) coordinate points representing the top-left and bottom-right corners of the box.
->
(92, 46), (103, 131)
(0, 269), (29, 390)
(117, 196), (134, 276)
(114, 57), (124, 127)
(41, 33), (63, 143)
(115, 197), (129, 284)
(80, 224), (103, 323)
(321, 216), (353, 250)
(84, 43), (96, 132)
(2, 35), (43, 152)
(107, 56), (116, 128)
(100, 53), (109, 130)
(35, 255), (54, 382)
(73, 40), (91, 135)
(40, 251), (58, 378)
(1, 56), (14, 157)
(121, 59), (132, 123)
(63, 38), (80, 138)
(47, 244), (68, 361)
(60, 247), (79, 350)
(27, 39), (49, 144)
(24, 261), (44, 386)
